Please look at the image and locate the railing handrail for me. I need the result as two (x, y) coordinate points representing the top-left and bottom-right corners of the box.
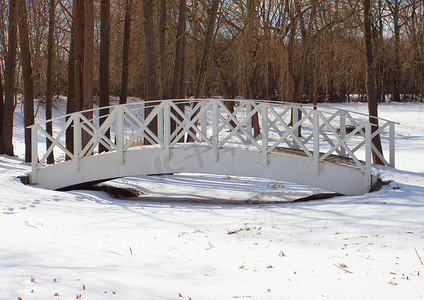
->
(28, 98), (399, 128)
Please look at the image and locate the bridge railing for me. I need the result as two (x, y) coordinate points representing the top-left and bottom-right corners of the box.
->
(30, 99), (397, 184)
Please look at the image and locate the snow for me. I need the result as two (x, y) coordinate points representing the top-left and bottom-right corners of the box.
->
(1, 100), (424, 299)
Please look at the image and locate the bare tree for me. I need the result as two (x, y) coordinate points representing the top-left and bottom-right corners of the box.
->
(187, 0), (223, 142)
(0, 56), (4, 154)
(363, 0), (383, 165)
(74, 0), (84, 113)
(142, 0), (158, 101)
(406, 0), (424, 99)
(245, 0), (260, 137)
(66, 5), (75, 158)
(45, 0), (56, 164)
(387, 0), (402, 102)
(2, 0), (18, 156)
(142, 0), (158, 142)
(99, 0), (110, 153)
(171, 0), (186, 100)
(375, 0), (385, 103)
(194, 0), (220, 98)
(17, 0), (34, 163)
(82, 0), (94, 147)
(158, 0), (167, 99)
(120, 0), (132, 105)
(83, 0), (93, 112)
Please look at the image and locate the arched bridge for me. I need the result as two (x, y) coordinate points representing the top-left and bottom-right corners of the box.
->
(29, 99), (397, 196)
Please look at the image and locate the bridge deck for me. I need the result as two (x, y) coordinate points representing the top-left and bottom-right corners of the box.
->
(272, 147), (362, 168)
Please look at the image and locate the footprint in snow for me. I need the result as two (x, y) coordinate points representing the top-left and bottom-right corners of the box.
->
(3, 207), (15, 214)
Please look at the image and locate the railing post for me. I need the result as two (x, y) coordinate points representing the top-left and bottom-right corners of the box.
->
(212, 100), (219, 161)
(245, 101), (252, 134)
(261, 104), (268, 166)
(339, 111), (347, 157)
(200, 100), (207, 138)
(389, 122), (395, 168)
(73, 114), (81, 171)
(116, 106), (124, 165)
(292, 105), (300, 149)
(313, 110), (320, 175)
(364, 122), (372, 191)
(31, 125), (38, 173)
(164, 101), (170, 160)
(157, 102), (164, 143)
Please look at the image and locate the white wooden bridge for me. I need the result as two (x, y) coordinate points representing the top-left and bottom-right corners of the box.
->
(29, 99), (397, 196)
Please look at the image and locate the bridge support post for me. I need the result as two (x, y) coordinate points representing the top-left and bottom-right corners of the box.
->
(212, 100), (219, 161)
(389, 122), (395, 167)
(261, 104), (268, 166)
(30, 125), (39, 183)
(73, 114), (81, 171)
(31, 125), (38, 171)
(339, 111), (347, 157)
(164, 101), (171, 160)
(200, 100), (207, 138)
(245, 101), (252, 134)
(364, 123), (372, 191)
(313, 110), (320, 175)
(117, 106), (124, 165)
(292, 105), (300, 149)
(157, 103), (164, 143)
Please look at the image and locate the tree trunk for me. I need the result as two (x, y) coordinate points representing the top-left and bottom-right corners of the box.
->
(392, 1), (402, 102)
(17, 0), (35, 163)
(72, 0), (84, 157)
(158, 0), (167, 99)
(170, 0), (186, 141)
(83, 0), (93, 112)
(142, 0), (158, 144)
(171, 0), (186, 99)
(2, 0), (18, 156)
(313, 45), (319, 109)
(45, 0), (55, 164)
(194, 0), (220, 98)
(179, 35), (186, 100)
(66, 13), (75, 159)
(285, 0), (297, 123)
(246, 0), (260, 138)
(83, 0), (94, 148)
(188, 0), (220, 142)
(120, 0), (132, 105)
(364, 0), (384, 165)
(74, 0), (84, 113)
(293, 0), (317, 136)
(99, 0), (110, 153)
(0, 66), (4, 153)
(142, 0), (158, 101)
(375, 0), (385, 103)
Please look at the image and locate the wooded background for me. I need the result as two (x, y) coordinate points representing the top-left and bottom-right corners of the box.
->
(0, 0), (423, 159)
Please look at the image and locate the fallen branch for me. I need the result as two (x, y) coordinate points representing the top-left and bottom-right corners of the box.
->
(414, 247), (423, 265)
(227, 227), (250, 235)
(227, 228), (243, 235)
(333, 263), (353, 273)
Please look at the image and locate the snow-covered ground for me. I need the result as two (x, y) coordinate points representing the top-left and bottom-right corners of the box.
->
(1, 100), (424, 299)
